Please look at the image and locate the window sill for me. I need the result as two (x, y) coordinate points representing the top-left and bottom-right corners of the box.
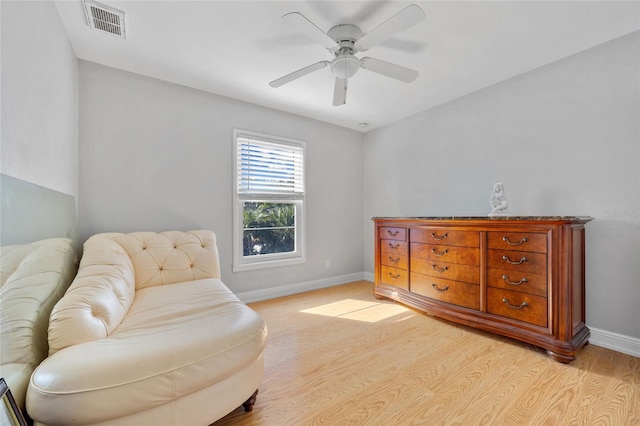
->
(233, 256), (307, 272)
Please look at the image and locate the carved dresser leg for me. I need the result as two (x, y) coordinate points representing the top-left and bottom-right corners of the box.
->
(242, 389), (259, 412)
(546, 349), (575, 364)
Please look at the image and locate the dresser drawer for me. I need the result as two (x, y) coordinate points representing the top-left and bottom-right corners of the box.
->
(410, 273), (479, 310)
(488, 232), (547, 253)
(487, 268), (547, 297)
(380, 265), (408, 290)
(411, 258), (480, 284)
(487, 249), (547, 275)
(410, 228), (479, 247)
(380, 240), (408, 255)
(381, 253), (408, 270)
(381, 227), (407, 241)
(487, 288), (548, 328)
(410, 243), (480, 266)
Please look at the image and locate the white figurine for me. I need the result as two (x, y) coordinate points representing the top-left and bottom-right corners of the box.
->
(489, 183), (512, 216)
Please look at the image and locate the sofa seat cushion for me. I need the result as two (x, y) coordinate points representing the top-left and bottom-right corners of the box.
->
(28, 278), (267, 425)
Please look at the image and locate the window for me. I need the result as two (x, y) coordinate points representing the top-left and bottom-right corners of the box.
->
(233, 129), (306, 271)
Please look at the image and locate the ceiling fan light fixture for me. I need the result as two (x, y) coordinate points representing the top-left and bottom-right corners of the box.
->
(330, 54), (360, 80)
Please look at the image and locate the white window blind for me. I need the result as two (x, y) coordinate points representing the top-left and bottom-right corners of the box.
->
(236, 134), (304, 200)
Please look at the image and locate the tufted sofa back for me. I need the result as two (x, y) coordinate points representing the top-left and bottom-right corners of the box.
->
(105, 230), (220, 288)
(47, 230), (220, 355)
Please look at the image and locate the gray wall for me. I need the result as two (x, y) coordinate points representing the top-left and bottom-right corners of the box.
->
(1, 1), (78, 245)
(364, 32), (640, 341)
(78, 61), (365, 296)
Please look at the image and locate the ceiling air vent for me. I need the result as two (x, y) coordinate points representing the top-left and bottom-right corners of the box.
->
(83, 0), (126, 39)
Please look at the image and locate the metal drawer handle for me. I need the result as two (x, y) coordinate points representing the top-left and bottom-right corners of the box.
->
(387, 230), (400, 236)
(502, 255), (528, 265)
(388, 272), (401, 279)
(503, 236), (528, 246)
(432, 284), (449, 292)
(502, 275), (528, 286)
(502, 298), (528, 310)
(431, 248), (449, 257)
(388, 242), (400, 249)
(388, 256), (400, 263)
(432, 264), (449, 273)
(431, 232), (448, 240)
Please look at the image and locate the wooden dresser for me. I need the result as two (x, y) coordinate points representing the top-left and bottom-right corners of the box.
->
(373, 217), (592, 363)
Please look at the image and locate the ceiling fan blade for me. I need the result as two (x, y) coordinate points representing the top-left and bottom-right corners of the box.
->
(333, 78), (347, 106)
(360, 57), (418, 83)
(283, 12), (337, 49)
(270, 61), (330, 88)
(355, 4), (425, 51)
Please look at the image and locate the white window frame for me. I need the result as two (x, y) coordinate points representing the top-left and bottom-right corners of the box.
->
(232, 129), (306, 272)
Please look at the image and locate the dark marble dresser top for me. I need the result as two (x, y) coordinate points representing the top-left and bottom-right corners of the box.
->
(373, 216), (593, 222)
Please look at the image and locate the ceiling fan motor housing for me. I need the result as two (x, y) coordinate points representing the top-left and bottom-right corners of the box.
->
(327, 24), (363, 79)
(328, 24), (362, 50)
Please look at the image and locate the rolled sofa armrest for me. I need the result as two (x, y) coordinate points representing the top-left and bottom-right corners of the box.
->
(1, 238), (78, 366)
(48, 238), (135, 355)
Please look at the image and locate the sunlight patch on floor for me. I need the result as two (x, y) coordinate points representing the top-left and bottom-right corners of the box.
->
(300, 298), (413, 323)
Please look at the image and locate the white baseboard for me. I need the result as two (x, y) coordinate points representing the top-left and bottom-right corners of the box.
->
(236, 272), (366, 304)
(589, 327), (640, 358)
(363, 271), (374, 282)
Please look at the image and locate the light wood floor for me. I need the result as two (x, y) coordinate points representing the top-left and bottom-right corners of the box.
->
(214, 281), (640, 426)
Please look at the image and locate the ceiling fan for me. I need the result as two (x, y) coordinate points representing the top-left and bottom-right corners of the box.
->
(269, 4), (426, 106)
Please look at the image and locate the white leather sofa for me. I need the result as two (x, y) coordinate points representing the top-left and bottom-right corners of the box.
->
(0, 238), (78, 413)
(26, 230), (267, 426)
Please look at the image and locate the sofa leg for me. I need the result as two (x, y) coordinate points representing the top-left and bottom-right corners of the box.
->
(242, 389), (259, 412)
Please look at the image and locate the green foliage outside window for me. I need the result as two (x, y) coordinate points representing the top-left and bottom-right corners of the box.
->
(243, 202), (295, 256)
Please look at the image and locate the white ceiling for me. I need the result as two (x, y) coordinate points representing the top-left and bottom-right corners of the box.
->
(55, 1), (640, 132)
